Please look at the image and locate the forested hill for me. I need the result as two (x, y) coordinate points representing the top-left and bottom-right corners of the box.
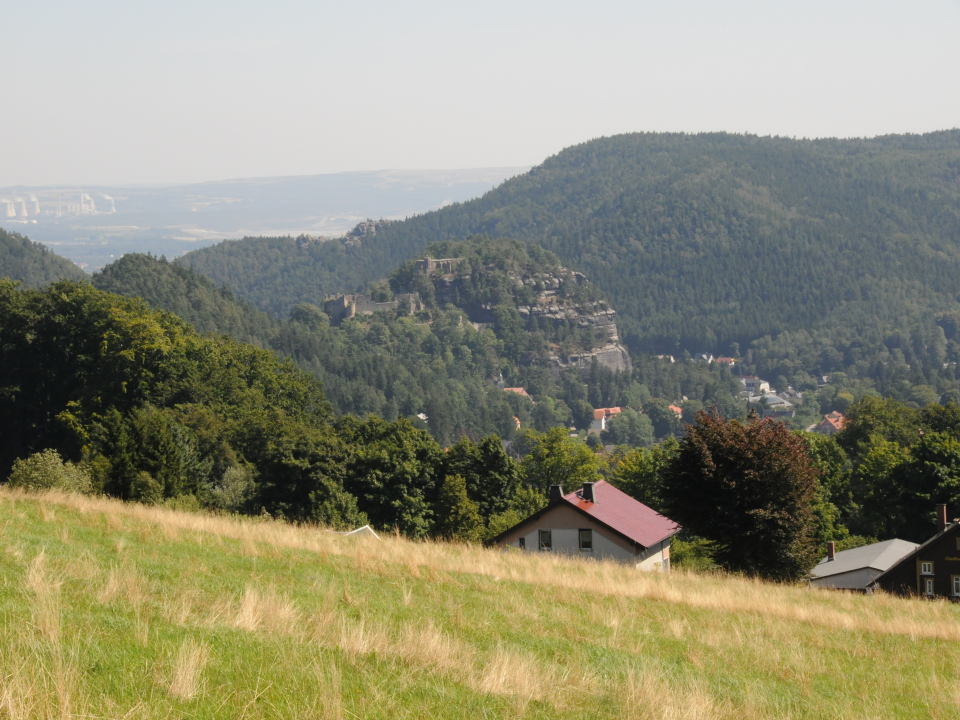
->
(0, 228), (86, 287)
(93, 253), (277, 348)
(179, 131), (960, 352)
(92, 245), (663, 446)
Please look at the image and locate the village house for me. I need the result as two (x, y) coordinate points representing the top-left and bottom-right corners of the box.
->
(668, 404), (683, 417)
(746, 393), (795, 418)
(814, 411), (846, 436)
(870, 505), (960, 599)
(737, 376), (771, 395)
(491, 481), (680, 570)
(810, 539), (918, 591)
(777, 386), (804, 404)
(715, 356), (737, 367)
(693, 353), (714, 363)
(589, 407), (621, 434)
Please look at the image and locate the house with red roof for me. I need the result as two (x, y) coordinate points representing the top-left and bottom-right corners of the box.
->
(668, 404), (683, 417)
(490, 480), (681, 570)
(589, 407), (622, 434)
(814, 411), (846, 436)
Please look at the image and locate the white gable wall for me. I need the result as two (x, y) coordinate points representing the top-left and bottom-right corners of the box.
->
(498, 502), (672, 570)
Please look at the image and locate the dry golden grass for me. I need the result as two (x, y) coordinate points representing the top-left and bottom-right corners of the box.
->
(28, 487), (960, 642)
(167, 637), (208, 700)
(4, 487), (960, 718)
(26, 551), (61, 644)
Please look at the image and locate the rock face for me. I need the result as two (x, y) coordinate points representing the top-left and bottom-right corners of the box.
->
(549, 344), (632, 379)
(417, 257), (628, 378)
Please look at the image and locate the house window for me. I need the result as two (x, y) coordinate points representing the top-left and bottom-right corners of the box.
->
(953, 576), (960, 597)
(579, 529), (593, 552)
(925, 578), (935, 596)
(539, 530), (552, 551)
(518, 537), (525, 549)
(921, 562), (934, 575)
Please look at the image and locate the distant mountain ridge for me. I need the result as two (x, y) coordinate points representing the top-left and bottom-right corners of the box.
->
(179, 131), (960, 354)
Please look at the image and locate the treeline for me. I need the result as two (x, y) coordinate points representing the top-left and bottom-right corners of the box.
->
(0, 278), (544, 538)
(608, 394), (960, 580)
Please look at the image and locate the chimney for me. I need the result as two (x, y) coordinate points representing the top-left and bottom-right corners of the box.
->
(827, 541), (835, 562)
(549, 485), (564, 504)
(582, 482), (596, 503)
(937, 504), (948, 533)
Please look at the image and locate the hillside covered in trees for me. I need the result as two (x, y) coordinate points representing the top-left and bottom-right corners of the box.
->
(179, 131), (960, 406)
(0, 277), (544, 538)
(0, 227), (86, 287)
(94, 245), (656, 445)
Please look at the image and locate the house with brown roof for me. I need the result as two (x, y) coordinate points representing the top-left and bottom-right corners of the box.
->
(814, 412), (846, 436)
(491, 480), (681, 570)
(589, 407), (622, 434)
(869, 505), (960, 600)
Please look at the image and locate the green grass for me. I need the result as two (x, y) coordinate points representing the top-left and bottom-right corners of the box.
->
(3, 489), (960, 719)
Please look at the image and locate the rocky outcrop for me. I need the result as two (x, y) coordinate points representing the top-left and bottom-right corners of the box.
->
(549, 343), (632, 379)
(414, 256), (629, 378)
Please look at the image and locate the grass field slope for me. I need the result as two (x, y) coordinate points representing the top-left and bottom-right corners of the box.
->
(4, 489), (960, 718)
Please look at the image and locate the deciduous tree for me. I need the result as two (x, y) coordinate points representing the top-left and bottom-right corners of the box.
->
(662, 409), (818, 580)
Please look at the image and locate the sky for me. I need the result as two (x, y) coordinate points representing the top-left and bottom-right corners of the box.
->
(3, 0), (959, 186)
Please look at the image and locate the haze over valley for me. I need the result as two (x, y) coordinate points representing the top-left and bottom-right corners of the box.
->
(1, 167), (526, 270)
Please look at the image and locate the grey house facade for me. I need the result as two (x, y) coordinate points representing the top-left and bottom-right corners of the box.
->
(810, 539), (919, 591)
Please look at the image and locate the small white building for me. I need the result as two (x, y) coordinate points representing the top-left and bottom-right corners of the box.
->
(491, 480), (681, 570)
(589, 407), (622, 434)
(738, 376), (771, 394)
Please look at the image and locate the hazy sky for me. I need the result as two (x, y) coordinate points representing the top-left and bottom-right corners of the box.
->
(3, 0), (959, 186)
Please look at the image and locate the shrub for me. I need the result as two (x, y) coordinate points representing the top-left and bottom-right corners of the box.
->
(208, 466), (256, 514)
(7, 449), (93, 494)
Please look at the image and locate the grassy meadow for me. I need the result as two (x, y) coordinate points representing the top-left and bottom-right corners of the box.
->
(2, 489), (960, 719)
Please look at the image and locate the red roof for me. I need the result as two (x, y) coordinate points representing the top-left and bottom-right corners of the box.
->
(593, 407), (622, 420)
(503, 387), (530, 398)
(819, 411), (846, 431)
(668, 404), (683, 416)
(562, 480), (680, 548)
